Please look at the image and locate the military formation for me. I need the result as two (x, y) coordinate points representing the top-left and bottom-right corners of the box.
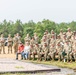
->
(0, 28), (76, 62)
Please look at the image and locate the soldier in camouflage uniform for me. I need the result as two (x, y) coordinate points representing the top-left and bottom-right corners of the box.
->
(16, 33), (21, 44)
(56, 42), (63, 61)
(30, 37), (35, 46)
(13, 34), (18, 53)
(7, 34), (13, 54)
(64, 40), (72, 62)
(40, 42), (49, 61)
(33, 33), (39, 44)
(0, 34), (5, 54)
(48, 43), (56, 61)
(24, 34), (30, 44)
(32, 43), (38, 60)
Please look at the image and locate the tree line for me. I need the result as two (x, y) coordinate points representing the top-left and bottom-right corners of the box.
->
(0, 19), (76, 43)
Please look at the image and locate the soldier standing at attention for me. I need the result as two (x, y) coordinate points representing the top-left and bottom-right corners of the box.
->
(7, 34), (13, 54)
(0, 34), (5, 54)
(13, 34), (18, 53)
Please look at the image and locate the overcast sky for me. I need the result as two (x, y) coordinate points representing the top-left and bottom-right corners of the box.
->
(0, 0), (76, 23)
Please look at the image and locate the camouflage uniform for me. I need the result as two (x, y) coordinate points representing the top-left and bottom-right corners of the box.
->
(7, 34), (13, 54)
(24, 34), (30, 44)
(0, 34), (5, 54)
(13, 34), (18, 53)
(33, 33), (39, 44)
(40, 43), (49, 61)
(56, 42), (63, 61)
(48, 43), (56, 61)
(64, 41), (72, 62)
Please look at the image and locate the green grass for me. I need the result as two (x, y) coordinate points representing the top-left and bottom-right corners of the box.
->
(22, 60), (76, 69)
(15, 66), (24, 69)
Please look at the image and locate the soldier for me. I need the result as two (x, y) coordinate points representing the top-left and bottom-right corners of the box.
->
(0, 34), (5, 54)
(50, 34), (56, 45)
(24, 34), (31, 44)
(32, 43), (38, 60)
(30, 37), (35, 46)
(40, 42), (49, 61)
(66, 28), (73, 40)
(16, 33), (21, 44)
(13, 34), (18, 53)
(59, 29), (64, 39)
(48, 43), (56, 61)
(33, 33), (39, 44)
(56, 42), (63, 61)
(7, 34), (13, 54)
(64, 40), (72, 62)
(28, 44), (34, 60)
(72, 42), (76, 62)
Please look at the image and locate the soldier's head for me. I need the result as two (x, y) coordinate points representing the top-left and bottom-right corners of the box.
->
(31, 37), (35, 40)
(25, 42), (30, 46)
(19, 42), (23, 46)
(35, 42), (39, 47)
(44, 42), (47, 47)
(57, 42), (61, 46)
(57, 35), (61, 39)
(51, 34), (55, 38)
(16, 33), (19, 36)
(8, 34), (11, 37)
(60, 29), (63, 32)
(67, 28), (71, 32)
(65, 40), (69, 45)
(1, 34), (4, 37)
(51, 30), (54, 34)
(34, 32), (37, 36)
(45, 30), (48, 34)
(26, 34), (29, 37)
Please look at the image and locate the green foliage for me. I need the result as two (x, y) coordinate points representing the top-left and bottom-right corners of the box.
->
(0, 19), (76, 43)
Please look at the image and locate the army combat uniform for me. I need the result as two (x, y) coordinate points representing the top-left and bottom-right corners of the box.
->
(13, 35), (18, 53)
(0, 34), (5, 54)
(7, 34), (13, 53)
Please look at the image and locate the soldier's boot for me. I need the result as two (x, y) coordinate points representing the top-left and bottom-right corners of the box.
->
(11, 47), (12, 54)
(33, 54), (35, 60)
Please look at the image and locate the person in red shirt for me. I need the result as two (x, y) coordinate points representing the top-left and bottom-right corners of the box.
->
(16, 42), (24, 60)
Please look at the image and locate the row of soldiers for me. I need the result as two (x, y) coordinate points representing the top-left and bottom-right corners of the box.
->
(0, 28), (76, 62)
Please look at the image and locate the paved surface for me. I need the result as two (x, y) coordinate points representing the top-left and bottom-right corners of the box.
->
(0, 58), (60, 73)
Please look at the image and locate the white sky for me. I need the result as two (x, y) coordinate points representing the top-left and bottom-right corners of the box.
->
(0, 0), (76, 23)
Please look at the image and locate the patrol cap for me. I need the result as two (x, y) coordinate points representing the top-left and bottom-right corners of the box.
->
(67, 27), (71, 30)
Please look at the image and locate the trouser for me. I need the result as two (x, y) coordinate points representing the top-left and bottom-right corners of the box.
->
(8, 45), (12, 53)
(0, 45), (5, 54)
(13, 43), (18, 53)
(21, 52), (29, 59)
(58, 52), (63, 61)
(32, 51), (37, 60)
(16, 52), (22, 59)
(48, 52), (56, 60)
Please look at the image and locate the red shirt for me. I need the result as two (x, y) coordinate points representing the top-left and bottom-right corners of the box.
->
(18, 44), (24, 53)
